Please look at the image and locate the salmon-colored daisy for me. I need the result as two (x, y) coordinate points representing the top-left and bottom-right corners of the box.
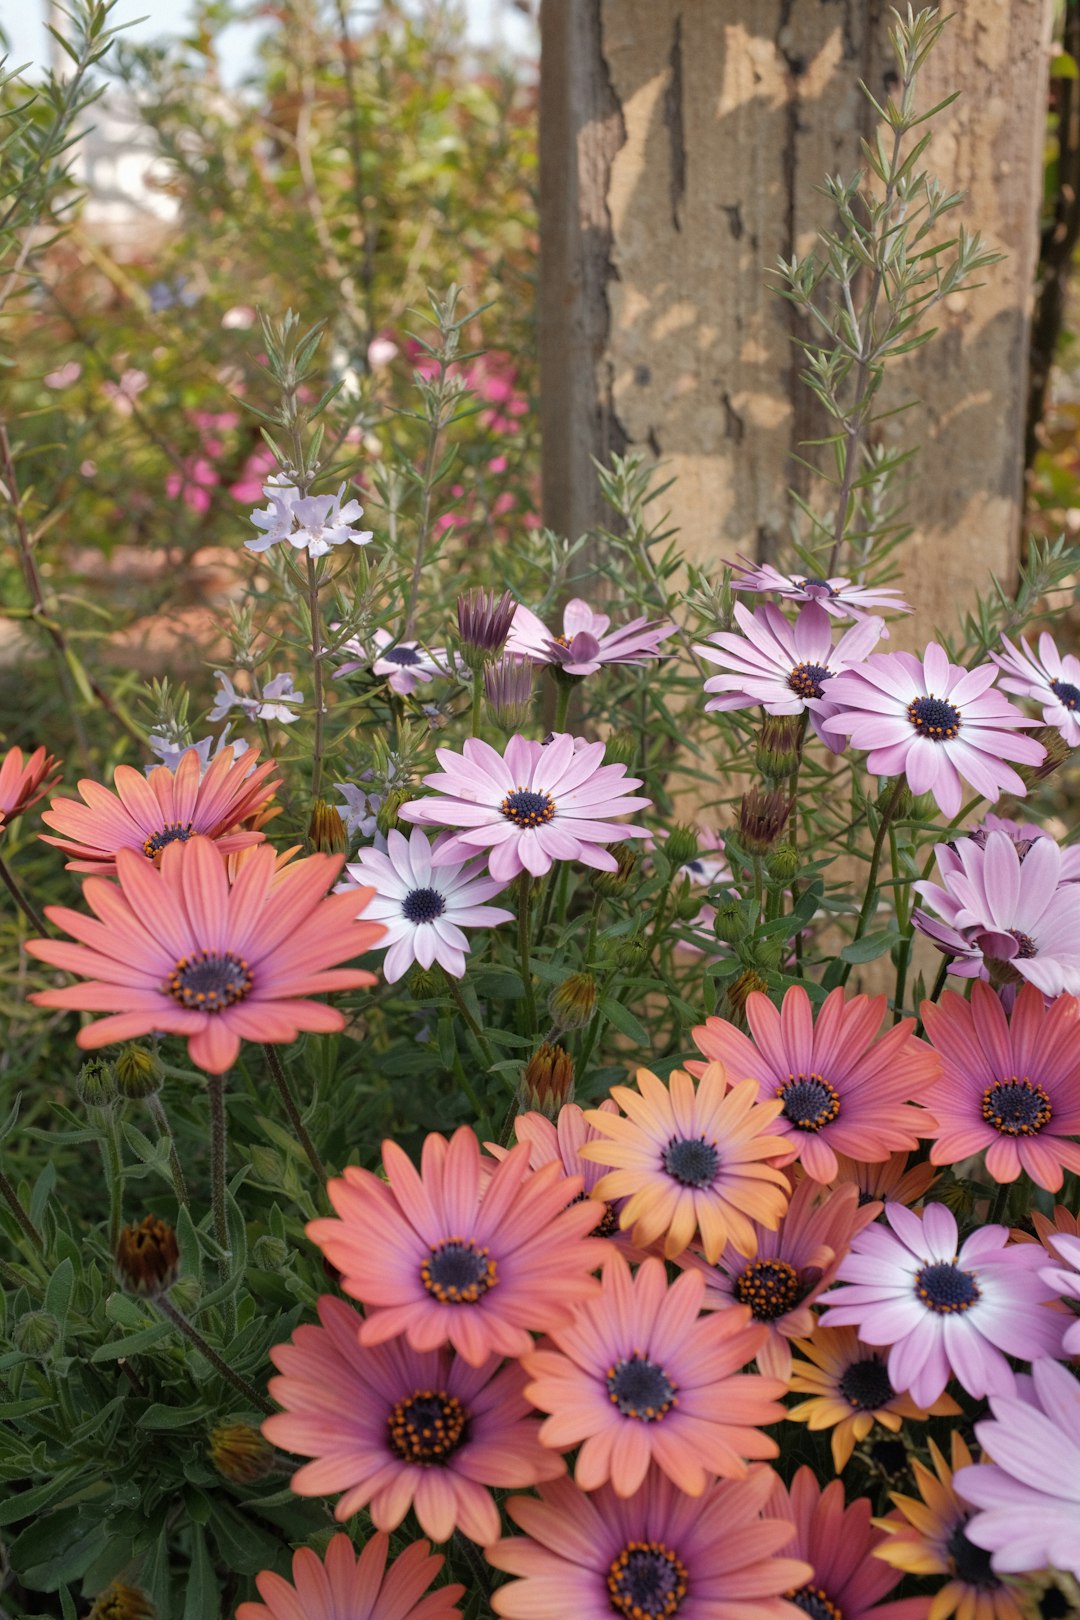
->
(307, 1126), (605, 1367)
(27, 837), (381, 1073)
(522, 1251), (783, 1498)
(921, 982), (1080, 1193)
(679, 1176), (871, 1380)
(786, 1324), (961, 1474)
(831, 1152), (940, 1215)
(486, 1464), (812, 1620)
(40, 744), (279, 872)
(0, 744), (61, 833)
(236, 1533), (463, 1620)
(579, 1063), (791, 1262)
(264, 1295), (562, 1544)
(1011, 1201), (1080, 1258)
(767, 1466), (929, 1620)
(874, 1434), (1024, 1620)
(691, 986), (939, 1183)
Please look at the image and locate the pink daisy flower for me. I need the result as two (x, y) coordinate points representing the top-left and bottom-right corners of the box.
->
(264, 1295), (563, 1544)
(0, 744), (61, 834)
(1039, 1232), (1080, 1356)
(334, 629), (454, 697)
(399, 734), (651, 882)
(913, 831), (1080, 998)
(953, 1356), (1080, 1580)
(963, 813), (1080, 880)
(920, 982), (1080, 1192)
(505, 597), (673, 677)
(820, 642), (1045, 819)
(485, 1464), (813, 1620)
(690, 985), (939, 1183)
(678, 1177), (873, 1380)
(727, 555), (912, 629)
(236, 1533), (463, 1620)
(990, 629), (1080, 747)
(27, 837), (382, 1073)
(39, 744), (279, 873)
(307, 1126), (605, 1366)
(766, 1466), (929, 1620)
(522, 1252), (784, 1497)
(821, 1201), (1064, 1407)
(342, 828), (514, 982)
(694, 602), (884, 750)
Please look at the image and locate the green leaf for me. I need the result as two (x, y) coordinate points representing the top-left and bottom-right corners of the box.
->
(1052, 50), (1079, 77)
(11, 1508), (106, 1590)
(600, 997), (648, 1046)
(90, 1320), (173, 1361)
(182, 1524), (218, 1620)
(839, 929), (903, 965)
(44, 1257), (75, 1328)
(139, 1402), (208, 1431)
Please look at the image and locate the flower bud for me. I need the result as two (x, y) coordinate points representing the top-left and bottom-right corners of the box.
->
(548, 972), (599, 1031)
(713, 898), (748, 944)
(76, 1056), (116, 1108)
(519, 1042), (575, 1116)
(209, 1422), (276, 1484)
(407, 966), (442, 1001)
(720, 968), (769, 1030)
(377, 786), (414, 836)
(168, 1275), (201, 1314)
(610, 934), (650, 974)
(673, 877), (703, 921)
(307, 798), (348, 854)
(249, 1145), (285, 1184)
(737, 787), (791, 855)
(1016, 729), (1071, 785)
(755, 714), (804, 779)
(13, 1309), (60, 1358)
(88, 1584), (155, 1620)
(252, 1234), (290, 1270)
(664, 824), (700, 867)
(114, 1043), (164, 1100)
(590, 842), (638, 897)
(602, 731), (637, 770)
(765, 843), (799, 884)
(457, 588), (517, 670)
(483, 657), (534, 733)
(116, 1214), (179, 1297)
(876, 781), (912, 820)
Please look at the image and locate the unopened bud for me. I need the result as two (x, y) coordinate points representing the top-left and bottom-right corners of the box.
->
(665, 824), (700, 867)
(88, 1584), (155, 1620)
(602, 731), (637, 770)
(249, 1145), (284, 1184)
(610, 934), (650, 974)
(407, 966), (442, 1001)
(209, 1422), (275, 1484)
(590, 842), (638, 896)
(766, 843), (799, 884)
(457, 588), (517, 670)
(307, 798), (348, 854)
(756, 714), (804, 780)
(673, 877), (703, 921)
(483, 657), (534, 733)
(76, 1056), (116, 1108)
(116, 1214), (179, 1298)
(519, 1042), (575, 1116)
(721, 968), (769, 1030)
(713, 898), (748, 944)
(13, 1309), (60, 1358)
(548, 972), (599, 1031)
(876, 781), (913, 820)
(737, 787), (791, 855)
(1017, 729), (1071, 785)
(114, 1044), (164, 1100)
(376, 786), (414, 836)
(252, 1234), (290, 1270)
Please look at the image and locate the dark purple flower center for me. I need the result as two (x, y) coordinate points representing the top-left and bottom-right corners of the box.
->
(838, 1355), (895, 1410)
(787, 661), (832, 700)
(914, 1259), (980, 1314)
(734, 1258), (802, 1321)
(383, 645), (422, 666)
(907, 694), (961, 740)
(778, 1072), (841, 1132)
(570, 1190), (621, 1238)
(799, 578), (839, 597)
(607, 1540), (689, 1619)
(1051, 678), (1080, 711)
(143, 821), (194, 858)
(787, 1587), (843, 1620)
(606, 1354), (678, 1422)
(1036, 1583), (1075, 1619)
(402, 886), (446, 924)
(947, 1522), (1001, 1590)
(981, 1077), (1052, 1136)
(165, 950), (252, 1011)
(1011, 930), (1038, 959)
(662, 1135), (719, 1188)
(420, 1238), (497, 1305)
(500, 787), (556, 828)
(868, 1437), (908, 1478)
(387, 1388), (468, 1465)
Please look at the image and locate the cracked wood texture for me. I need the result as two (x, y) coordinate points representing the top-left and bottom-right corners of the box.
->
(538, 0), (1053, 638)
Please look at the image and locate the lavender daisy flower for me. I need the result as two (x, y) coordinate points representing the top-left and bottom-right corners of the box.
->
(246, 479), (373, 557)
(343, 827), (514, 982)
(334, 629), (454, 697)
(821, 1202), (1063, 1408)
(209, 671), (261, 722)
(1038, 1233), (1080, 1356)
(257, 673), (303, 724)
(505, 598), (673, 677)
(727, 555), (912, 632)
(693, 602), (883, 751)
(913, 831), (1080, 997)
(953, 1357), (1080, 1580)
(820, 643), (1046, 818)
(990, 629), (1080, 747)
(399, 733), (651, 882)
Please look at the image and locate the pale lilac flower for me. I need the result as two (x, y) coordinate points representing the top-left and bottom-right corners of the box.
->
(209, 672), (260, 723)
(821, 643), (1045, 818)
(400, 733), (651, 883)
(821, 1202), (1063, 1408)
(727, 555), (911, 632)
(102, 368), (148, 416)
(43, 361), (81, 389)
(954, 1357), (1080, 1580)
(246, 480), (373, 557)
(694, 602), (883, 751)
(343, 827), (514, 982)
(335, 779), (381, 841)
(990, 630), (1080, 748)
(145, 728), (249, 778)
(506, 598), (673, 677)
(1039, 1232), (1080, 1356)
(257, 673), (303, 724)
(333, 629), (454, 697)
(913, 831), (1080, 997)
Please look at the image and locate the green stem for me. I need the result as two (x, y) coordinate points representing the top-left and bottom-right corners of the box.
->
(553, 678), (573, 733)
(264, 1044), (327, 1184)
(207, 1074), (230, 1287)
(575, 966), (618, 1080)
(839, 778), (906, 987)
(913, 955), (952, 1038)
(470, 672), (483, 738)
(101, 1111), (124, 1251)
(306, 555), (326, 804)
(146, 1095), (189, 1210)
(751, 856), (764, 921)
(445, 975), (496, 1068)
(0, 1166), (45, 1252)
(585, 891), (603, 963)
(0, 852), (49, 937)
(987, 1178), (1010, 1227)
(157, 1295), (273, 1415)
(517, 872), (537, 1033)
(535, 868), (558, 944)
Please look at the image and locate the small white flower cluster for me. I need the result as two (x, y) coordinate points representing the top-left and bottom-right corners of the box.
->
(246, 479), (373, 558)
(211, 671), (304, 725)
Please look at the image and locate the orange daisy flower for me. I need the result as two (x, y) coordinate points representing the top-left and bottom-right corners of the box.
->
(0, 744), (61, 834)
(40, 744), (279, 872)
(579, 1063), (790, 1262)
(831, 1151), (940, 1215)
(28, 836), (381, 1073)
(787, 1324), (961, 1473)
